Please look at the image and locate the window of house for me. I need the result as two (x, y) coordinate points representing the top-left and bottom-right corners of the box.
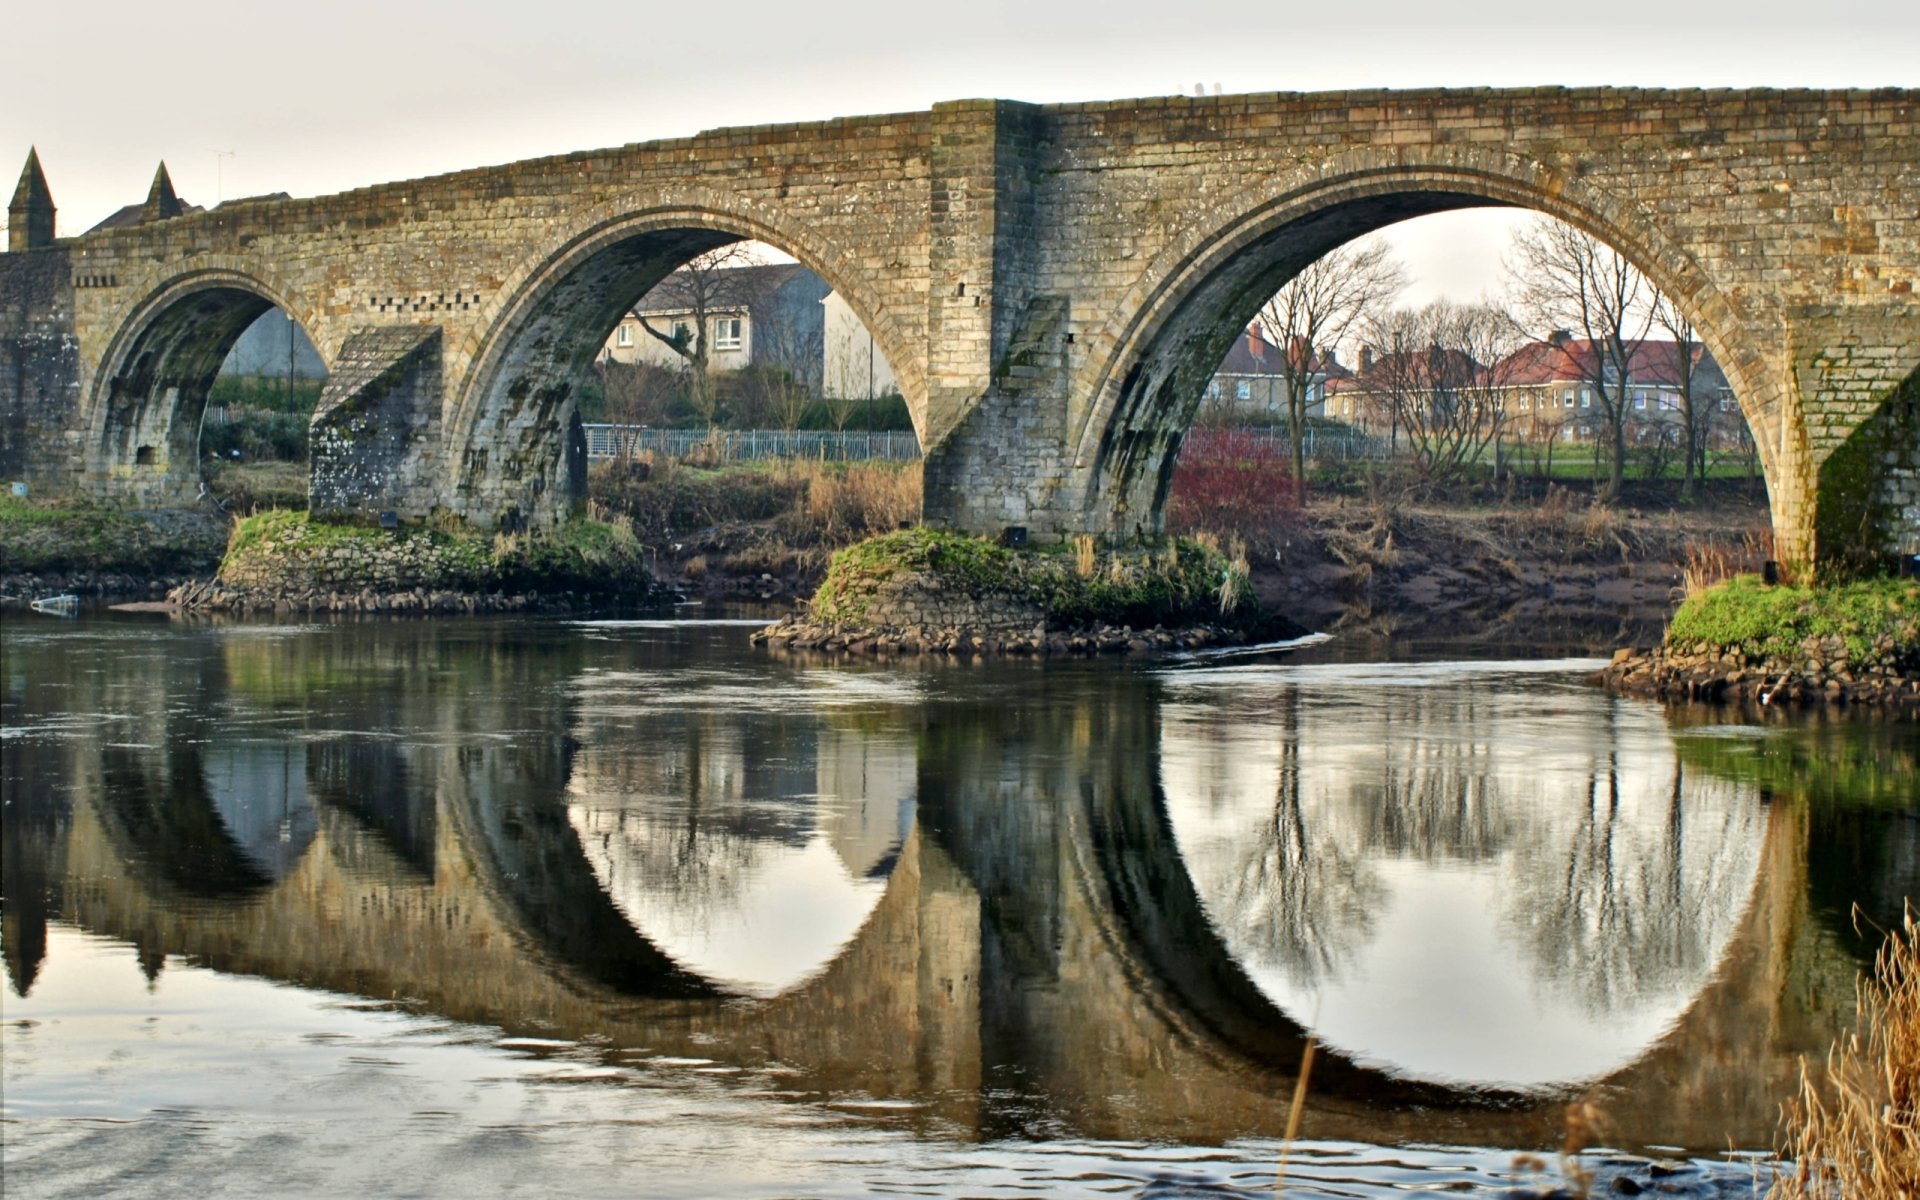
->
(1564, 393), (1576, 408)
(1236, 381), (1251, 401)
(713, 317), (743, 350)
(1635, 394), (1646, 409)
(671, 320), (692, 345)
(615, 323), (633, 347)
(1581, 389), (1592, 407)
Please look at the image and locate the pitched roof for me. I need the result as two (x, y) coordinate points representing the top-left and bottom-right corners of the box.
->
(630, 262), (817, 317)
(1324, 345), (1484, 393)
(1497, 338), (1719, 388)
(1215, 327), (1348, 378)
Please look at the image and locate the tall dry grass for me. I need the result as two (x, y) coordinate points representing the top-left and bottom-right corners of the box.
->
(779, 460), (922, 545)
(1773, 904), (1919, 1200)
(1680, 528), (1777, 597)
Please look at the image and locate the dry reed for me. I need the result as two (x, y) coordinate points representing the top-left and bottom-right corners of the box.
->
(1772, 904), (1919, 1200)
(1680, 529), (1779, 598)
(1073, 533), (1097, 579)
(784, 461), (922, 544)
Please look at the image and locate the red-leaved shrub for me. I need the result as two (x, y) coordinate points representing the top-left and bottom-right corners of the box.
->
(1164, 428), (1299, 548)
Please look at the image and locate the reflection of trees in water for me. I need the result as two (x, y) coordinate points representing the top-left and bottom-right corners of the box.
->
(1502, 758), (1761, 1015)
(568, 715), (821, 922)
(1164, 685), (1763, 1009)
(564, 710), (915, 942)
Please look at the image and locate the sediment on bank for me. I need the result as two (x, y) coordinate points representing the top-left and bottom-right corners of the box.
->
(170, 509), (674, 614)
(1597, 575), (1920, 708)
(754, 527), (1297, 657)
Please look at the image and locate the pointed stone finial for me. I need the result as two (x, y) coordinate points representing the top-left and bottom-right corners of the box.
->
(142, 160), (183, 222)
(8, 146), (56, 251)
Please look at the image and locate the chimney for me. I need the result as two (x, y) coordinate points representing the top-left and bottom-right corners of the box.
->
(1547, 329), (1573, 348)
(1247, 326), (1263, 359)
(8, 148), (55, 251)
(1358, 346), (1374, 372)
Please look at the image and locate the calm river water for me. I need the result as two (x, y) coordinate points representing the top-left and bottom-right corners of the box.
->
(2, 611), (1914, 1198)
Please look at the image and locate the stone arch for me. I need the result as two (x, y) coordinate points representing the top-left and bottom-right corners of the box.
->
(89, 267), (326, 507)
(448, 199), (922, 529)
(1066, 148), (1795, 545)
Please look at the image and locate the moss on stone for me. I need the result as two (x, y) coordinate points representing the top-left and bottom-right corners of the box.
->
(1813, 369), (1919, 581)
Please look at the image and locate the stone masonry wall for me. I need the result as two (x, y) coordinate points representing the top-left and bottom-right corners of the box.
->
(0, 247), (78, 491)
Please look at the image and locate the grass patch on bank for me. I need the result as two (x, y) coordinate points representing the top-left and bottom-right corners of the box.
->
(0, 495), (226, 575)
(1665, 575), (1920, 668)
(807, 526), (1262, 632)
(220, 509), (658, 597)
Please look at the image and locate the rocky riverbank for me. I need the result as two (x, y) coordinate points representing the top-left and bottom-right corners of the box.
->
(752, 526), (1299, 658)
(164, 576), (614, 615)
(1596, 637), (1920, 707)
(1595, 574), (1920, 709)
(753, 612), (1254, 657)
(166, 508), (674, 614)
(0, 497), (227, 609)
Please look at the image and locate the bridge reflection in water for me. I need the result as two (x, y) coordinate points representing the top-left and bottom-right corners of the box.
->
(0, 619), (1896, 1155)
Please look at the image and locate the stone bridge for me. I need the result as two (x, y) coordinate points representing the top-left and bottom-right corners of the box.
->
(4, 87), (1916, 564)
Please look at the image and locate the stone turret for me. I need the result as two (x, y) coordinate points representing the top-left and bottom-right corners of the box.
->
(142, 161), (184, 222)
(8, 147), (55, 251)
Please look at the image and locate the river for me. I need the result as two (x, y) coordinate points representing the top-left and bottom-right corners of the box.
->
(2, 610), (1914, 1197)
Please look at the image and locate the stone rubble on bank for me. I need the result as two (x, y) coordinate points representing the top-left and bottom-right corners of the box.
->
(752, 612), (1247, 657)
(1597, 633), (1920, 708)
(165, 577), (601, 615)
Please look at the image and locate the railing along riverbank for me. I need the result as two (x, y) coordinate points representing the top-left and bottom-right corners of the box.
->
(580, 425), (1389, 464)
(583, 426), (923, 463)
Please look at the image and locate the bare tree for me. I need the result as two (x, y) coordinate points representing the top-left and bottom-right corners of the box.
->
(636, 244), (768, 428)
(1361, 301), (1525, 488)
(594, 359), (679, 428)
(749, 304), (824, 432)
(1255, 239), (1407, 505)
(1649, 293), (1714, 501)
(1507, 219), (1657, 503)
(821, 322), (869, 431)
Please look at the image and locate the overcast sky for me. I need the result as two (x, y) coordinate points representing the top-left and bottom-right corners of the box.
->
(7, 0), (1916, 306)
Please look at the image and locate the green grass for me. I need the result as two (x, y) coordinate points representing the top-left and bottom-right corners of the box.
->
(1666, 574), (1920, 668)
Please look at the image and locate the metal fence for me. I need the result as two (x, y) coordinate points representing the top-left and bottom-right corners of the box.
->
(584, 424), (1392, 465)
(1184, 426), (1393, 462)
(583, 426), (923, 463)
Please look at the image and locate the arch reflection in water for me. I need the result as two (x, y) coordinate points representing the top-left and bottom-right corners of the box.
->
(1158, 660), (1766, 1092)
(567, 715), (916, 998)
(201, 743), (317, 881)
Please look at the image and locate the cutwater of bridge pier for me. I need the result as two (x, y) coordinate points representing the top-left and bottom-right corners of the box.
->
(3, 88), (1916, 566)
